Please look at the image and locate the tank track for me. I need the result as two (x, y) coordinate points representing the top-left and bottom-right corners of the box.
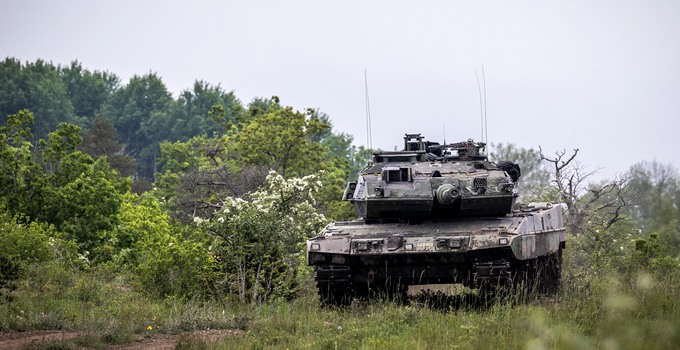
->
(473, 259), (513, 296)
(473, 248), (563, 300)
(314, 266), (355, 306)
(314, 249), (562, 306)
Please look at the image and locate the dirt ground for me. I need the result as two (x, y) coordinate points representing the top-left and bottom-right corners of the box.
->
(0, 329), (242, 350)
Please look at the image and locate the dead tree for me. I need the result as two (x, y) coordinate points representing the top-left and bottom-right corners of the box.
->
(539, 147), (630, 235)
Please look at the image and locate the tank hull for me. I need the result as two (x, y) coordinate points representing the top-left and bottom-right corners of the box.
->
(307, 203), (566, 305)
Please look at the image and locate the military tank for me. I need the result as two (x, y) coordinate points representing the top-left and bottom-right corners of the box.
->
(307, 134), (566, 305)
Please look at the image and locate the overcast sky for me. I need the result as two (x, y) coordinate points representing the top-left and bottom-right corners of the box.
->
(2, 0), (679, 180)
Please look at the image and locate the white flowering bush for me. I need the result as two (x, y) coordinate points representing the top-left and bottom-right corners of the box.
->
(199, 170), (328, 303)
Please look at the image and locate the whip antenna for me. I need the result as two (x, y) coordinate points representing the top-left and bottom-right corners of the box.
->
(364, 69), (373, 150)
(482, 65), (488, 150)
(475, 66), (489, 155)
(475, 70), (484, 143)
(443, 123), (446, 145)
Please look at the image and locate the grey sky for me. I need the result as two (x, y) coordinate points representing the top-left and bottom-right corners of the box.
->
(2, 0), (679, 180)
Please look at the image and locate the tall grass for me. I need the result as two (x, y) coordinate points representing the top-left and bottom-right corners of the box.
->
(211, 269), (679, 350)
(1, 259), (679, 349)
(0, 261), (241, 346)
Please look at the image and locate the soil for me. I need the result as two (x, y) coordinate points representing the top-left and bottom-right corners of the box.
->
(0, 329), (242, 350)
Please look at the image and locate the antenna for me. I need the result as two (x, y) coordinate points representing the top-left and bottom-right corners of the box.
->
(364, 69), (373, 150)
(475, 70), (484, 143)
(482, 65), (488, 150)
(443, 123), (446, 145)
(475, 66), (489, 155)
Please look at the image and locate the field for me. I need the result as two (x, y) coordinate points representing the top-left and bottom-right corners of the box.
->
(1, 250), (679, 350)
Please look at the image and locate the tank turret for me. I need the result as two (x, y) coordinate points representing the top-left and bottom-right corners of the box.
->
(343, 134), (520, 220)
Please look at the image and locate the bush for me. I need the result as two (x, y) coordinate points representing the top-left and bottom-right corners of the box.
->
(115, 193), (218, 298)
(0, 206), (57, 298)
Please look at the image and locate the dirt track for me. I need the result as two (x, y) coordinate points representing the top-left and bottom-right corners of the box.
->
(0, 329), (242, 349)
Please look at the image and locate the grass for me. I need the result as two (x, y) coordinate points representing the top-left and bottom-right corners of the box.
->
(1, 260), (679, 349)
(218, 272), (678, 349)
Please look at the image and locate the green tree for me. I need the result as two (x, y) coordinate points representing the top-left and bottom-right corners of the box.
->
(1, 110), (129, 259)
(320, 132), (375, 181)
(0, 110), (45, 215)
(53, 158), (128, 258)
(171, 80), (243, 140)
(155, 100), (353, 221)
(41, 122), (83, 175)
(239, 96), (281, 126)
(0, 58), (75, 140)
(104, 72), (173, 178)
(0, 58), (27, 127)
(231, 105), (330, 177)
(60, 60), (119, 120)
(78, 116), (136, 177)
(155, 136), (268, 223)
(624, 161), (680, 254)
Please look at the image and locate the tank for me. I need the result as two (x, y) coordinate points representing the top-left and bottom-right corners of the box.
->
(307, 133), (566, 305)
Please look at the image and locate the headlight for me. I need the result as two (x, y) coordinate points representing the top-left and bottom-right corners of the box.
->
(498, 238), (509, 245)
(449, 239), (462, 249)
(310, 243), (321, 251)
(356, 241), (369, 251)
(404, 243), (414, 250)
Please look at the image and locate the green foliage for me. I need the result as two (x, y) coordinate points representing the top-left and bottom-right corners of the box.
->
(348, 145), (374, 180)
(0, 208), (55, 266)
(47, 158), (127, 259)
(133, 228), (217, 299)
(0, 262), (240, 339)
(316, 156), (356, 220)
(104, 72), (174, 178)
(200, 171), (328, 303)
(155, 99), (352, 222)
(172, 81), (242, 140)
(60, 60), (119, 120)
(154, 135), (260, 223)
(0, 206), (56, 297)
(0, 110), (43, 213)
(41, 122), (83, 174)
(230, 105), (330, 177)
(115, 193), (218, 298)
(78, 116), (137, 177)
(2, 259), (679, 349)
(0, 58), (75, 140)
(0, 110), (130, 261)
(624, 161), (680, 254)
(632, 233), (680, 274)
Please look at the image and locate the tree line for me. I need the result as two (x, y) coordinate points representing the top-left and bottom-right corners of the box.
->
(0, 57), (370, 182)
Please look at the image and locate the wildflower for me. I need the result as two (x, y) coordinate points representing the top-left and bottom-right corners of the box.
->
(147, 325), (153, 331)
